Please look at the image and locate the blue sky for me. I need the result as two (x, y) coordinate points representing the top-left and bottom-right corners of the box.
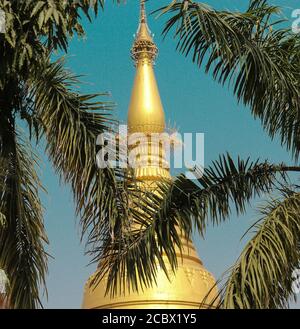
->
(39, 0), (300, 308)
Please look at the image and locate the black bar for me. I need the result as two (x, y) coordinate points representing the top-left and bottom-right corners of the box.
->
(0, 309), (297, 327)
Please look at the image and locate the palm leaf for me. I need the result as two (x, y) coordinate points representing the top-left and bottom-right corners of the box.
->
(0, 123), (48, 309)
(100, 154), (295, 296)
(216, 189), (300, 309)
(0, 0), (124, 308)
(157, 0), (300, 158)
(29, 57), (133, 266)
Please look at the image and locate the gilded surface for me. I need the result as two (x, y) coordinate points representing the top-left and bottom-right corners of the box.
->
(82, 1), (218, 309)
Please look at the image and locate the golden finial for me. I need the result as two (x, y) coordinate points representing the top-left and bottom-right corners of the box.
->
(131, 0), (158, 64)
(140, 0), (147, 24)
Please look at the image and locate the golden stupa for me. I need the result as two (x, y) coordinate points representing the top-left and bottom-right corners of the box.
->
(82, 1), (218, 309)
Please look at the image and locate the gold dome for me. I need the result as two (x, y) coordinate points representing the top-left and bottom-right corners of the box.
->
(82, 0), (218, 309)
(82, 236), (218, 309)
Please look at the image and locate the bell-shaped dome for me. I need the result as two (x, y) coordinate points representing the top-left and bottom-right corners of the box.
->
(82, 237), (218, 309)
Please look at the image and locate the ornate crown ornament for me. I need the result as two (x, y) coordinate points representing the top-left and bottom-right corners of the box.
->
(130, 0), (158, 64)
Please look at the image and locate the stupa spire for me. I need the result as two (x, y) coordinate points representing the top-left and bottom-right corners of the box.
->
(131, 0), (158, 65)
(127, 0), (169, 182)
(82, 1), (219, 309)
(140, 0), (147, 24)
(128, 0), (164, 134)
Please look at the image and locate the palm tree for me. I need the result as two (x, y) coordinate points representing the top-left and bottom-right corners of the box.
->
(0, 0), (124, 309)
(93, 0), (300, 309)
(159, 0), (300, 158)
(157, 0), (300, 308)
(1, 0), (300, 310)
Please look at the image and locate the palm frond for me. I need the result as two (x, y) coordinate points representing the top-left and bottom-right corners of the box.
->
(0, 0), (126, 308)
(0, 123), (48, 309)
(166, 155), (288, 229)
(1, 0), (106, 53)
(0, 0), (120, 87)
(157, 0), (300, 158)
(29, 57), (132, 261)
(91, 183), (181, 296)
(100, 154), (293, 296)
(0, 212), (5, 227)
(216, 189), (300, 309)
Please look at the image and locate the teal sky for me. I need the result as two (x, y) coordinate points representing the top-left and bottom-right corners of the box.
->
(39, 0), (300, 308)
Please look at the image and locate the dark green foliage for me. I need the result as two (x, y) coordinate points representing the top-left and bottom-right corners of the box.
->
(0, 0), (118, 309)
(217, 189), (300, 308)
(158, 0), (300, 158)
